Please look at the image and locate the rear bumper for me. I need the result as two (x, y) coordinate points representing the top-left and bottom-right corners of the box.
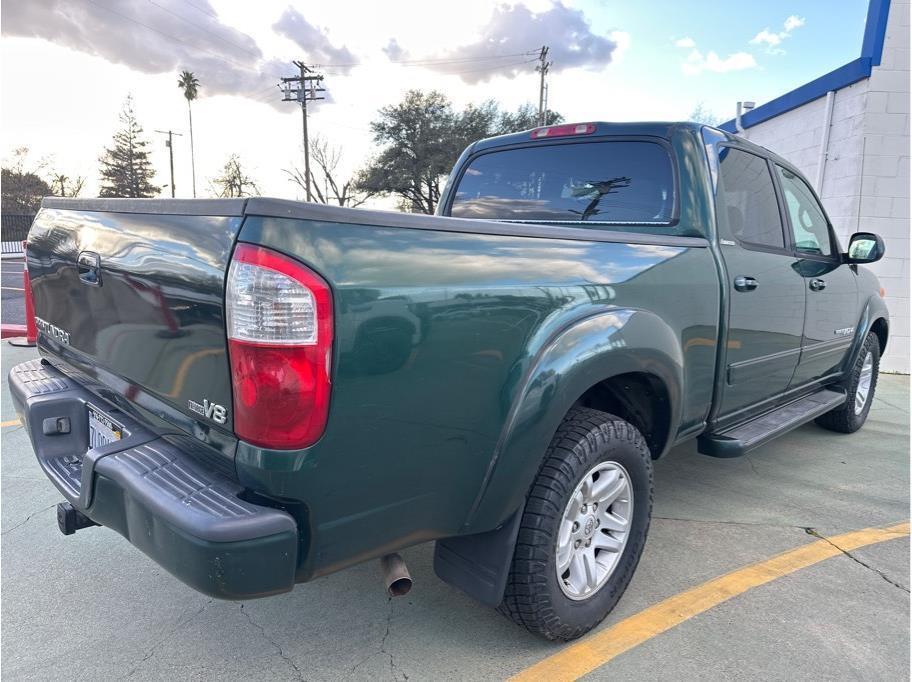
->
(9, 358), (299, 599)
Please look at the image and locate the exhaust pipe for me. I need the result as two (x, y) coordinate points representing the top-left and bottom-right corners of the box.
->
(380, 553), (412, 597)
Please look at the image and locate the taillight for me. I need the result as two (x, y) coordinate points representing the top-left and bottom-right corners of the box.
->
(226, 243), (333, 449)
(530, 123), (596, 139)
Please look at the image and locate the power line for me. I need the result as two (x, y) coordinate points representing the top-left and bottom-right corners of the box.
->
(280, 62), (326, 202)
(445, 58), (538, 77)
(320, 57), (538, 79)
(536, 46), (551, 125)
(145, 0), (261, 59)
(84, 0), (259, 74)
(316, 50), (539, 69)
(180, 0), (268, 67)
(183, 0), (219, 20)
(154, 129), (183, 198)
(249, 83), (282, 99)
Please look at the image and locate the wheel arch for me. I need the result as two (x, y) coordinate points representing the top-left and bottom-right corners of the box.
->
(846, 294), (890, 373)
(434, 308), (683, 607)
(870, 316), (889, 354)
(464, 308), (683, 535)
(572, 371), (673, 462)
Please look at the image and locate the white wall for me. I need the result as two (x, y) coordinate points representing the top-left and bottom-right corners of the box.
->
(742, 0), (909, 373)
(859, 0), (910, 373)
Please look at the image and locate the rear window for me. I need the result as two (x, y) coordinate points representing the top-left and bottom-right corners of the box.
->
(449, 140), (676, 227)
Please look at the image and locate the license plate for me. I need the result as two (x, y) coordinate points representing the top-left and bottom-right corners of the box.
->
(87, 405), (123, 450)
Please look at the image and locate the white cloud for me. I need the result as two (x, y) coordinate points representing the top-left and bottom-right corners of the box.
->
(610, 30), (632, 63)
(417, 3), (622, 83)
(674, 36), (757, 75)
(750, 29), (782, 48)
(750, 15), (806, 54)
(783, 15), (806, 32)
(681, 49), (757, 76)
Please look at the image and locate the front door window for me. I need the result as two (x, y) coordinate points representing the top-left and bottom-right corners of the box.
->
(775, 166), (834, 257)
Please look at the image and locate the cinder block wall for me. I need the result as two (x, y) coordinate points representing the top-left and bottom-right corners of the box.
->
(860, 0), (910, 372)
(744, 0), (910, 373)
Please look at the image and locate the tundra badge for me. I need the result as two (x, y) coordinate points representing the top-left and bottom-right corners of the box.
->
(33, 317), (70, 345)
(188, 398), (228, 424)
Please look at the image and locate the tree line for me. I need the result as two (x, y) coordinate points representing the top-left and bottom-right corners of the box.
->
(2, 68), (720, 215)
(2, 70), (565, 215)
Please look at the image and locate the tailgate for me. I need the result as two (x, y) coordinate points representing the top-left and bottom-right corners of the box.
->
(26, 198), (245, 461)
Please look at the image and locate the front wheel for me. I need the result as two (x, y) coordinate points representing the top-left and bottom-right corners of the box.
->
(816, 331), (881, 433)
(499, 408), (653, 641)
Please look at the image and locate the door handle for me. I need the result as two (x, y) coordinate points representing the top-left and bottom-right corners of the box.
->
(809, 278), (826, 292)
(77, 251), (101, 286)
(734, 276), (758, 292)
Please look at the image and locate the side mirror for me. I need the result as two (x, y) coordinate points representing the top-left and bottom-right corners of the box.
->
(846, 232), (885, 264)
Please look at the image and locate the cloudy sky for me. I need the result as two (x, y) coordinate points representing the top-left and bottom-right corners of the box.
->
(1, 0), (871, 201)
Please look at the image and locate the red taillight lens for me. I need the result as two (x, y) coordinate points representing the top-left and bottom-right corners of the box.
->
(530, 123), (597, 139)
(226, 244), (333, 449)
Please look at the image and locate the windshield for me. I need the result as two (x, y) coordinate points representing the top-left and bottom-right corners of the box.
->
(449, 140), (676, 227)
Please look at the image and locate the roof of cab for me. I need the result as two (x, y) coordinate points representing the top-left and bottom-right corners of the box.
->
(469, 121), (702, 154)
(468, 120), (799, 174)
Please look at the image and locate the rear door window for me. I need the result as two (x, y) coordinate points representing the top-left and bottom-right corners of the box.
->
(449, 141), (676, 227)
(716, 147), (785, 250)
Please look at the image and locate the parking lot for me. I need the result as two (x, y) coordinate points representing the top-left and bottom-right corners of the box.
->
(1, 256), (26, 328)
(1, 342), (908, 680)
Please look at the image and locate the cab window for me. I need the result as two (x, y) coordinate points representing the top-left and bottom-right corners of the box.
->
(775, 165), (833, 257)
(716, 148), (785, 250)
(449, 141), (677, 230)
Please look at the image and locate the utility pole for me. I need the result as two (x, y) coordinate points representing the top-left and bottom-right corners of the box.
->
(155, 129), (183, 198)
(536, 46), (551, 126)
(281, 61), (325, 202)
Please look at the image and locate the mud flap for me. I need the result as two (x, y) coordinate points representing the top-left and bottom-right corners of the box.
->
(433, 508), (523, 607)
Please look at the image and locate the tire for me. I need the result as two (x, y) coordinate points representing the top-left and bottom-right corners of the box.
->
(816, 331), (880, 433)
(499, 407), (653, 641)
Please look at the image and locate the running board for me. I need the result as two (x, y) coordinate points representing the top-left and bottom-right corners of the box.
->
(698, 389), (846, 458)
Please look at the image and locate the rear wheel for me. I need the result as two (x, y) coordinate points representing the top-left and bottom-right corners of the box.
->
(816, 331), (880, 433)
(499, 408), (653, 641)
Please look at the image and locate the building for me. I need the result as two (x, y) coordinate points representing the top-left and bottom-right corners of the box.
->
(720, 0), (910, 373)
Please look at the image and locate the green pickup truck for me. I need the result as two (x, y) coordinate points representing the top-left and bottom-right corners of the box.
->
(11, 122), (888, 641)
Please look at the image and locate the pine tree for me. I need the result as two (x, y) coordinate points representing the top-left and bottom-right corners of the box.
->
(98, 96), (158, 198)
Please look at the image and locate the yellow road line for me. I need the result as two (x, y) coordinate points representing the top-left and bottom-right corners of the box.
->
(512, 521), (910, 682)
(1, 418), (21, 428)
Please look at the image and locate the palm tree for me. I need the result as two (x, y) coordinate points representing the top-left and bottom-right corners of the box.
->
(177, 70), (200, 197)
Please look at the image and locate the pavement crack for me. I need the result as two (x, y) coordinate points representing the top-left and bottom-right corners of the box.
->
(871, 396), (910, 413)
(350, 597), (408, 680)
(653, 516), (807, 531)
(239, 605), (304, 681)
(1, 503), (56, 535)
(805, 528), (910, 593)
(744, 455), (760, 476)
(126, 599), (213, 676)
(380, 597), (408, 681)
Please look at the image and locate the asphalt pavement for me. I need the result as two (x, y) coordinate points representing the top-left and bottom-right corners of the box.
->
(1, 343), (908, 680)
(1, 256), (26, 327)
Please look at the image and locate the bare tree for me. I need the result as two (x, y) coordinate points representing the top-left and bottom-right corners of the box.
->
(210, 154), (260, 198)
(49, 172), (86, 197)
(3, 147), (87, 210)
(284, 135), (372, 207)
(1, 147), (51, 212)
